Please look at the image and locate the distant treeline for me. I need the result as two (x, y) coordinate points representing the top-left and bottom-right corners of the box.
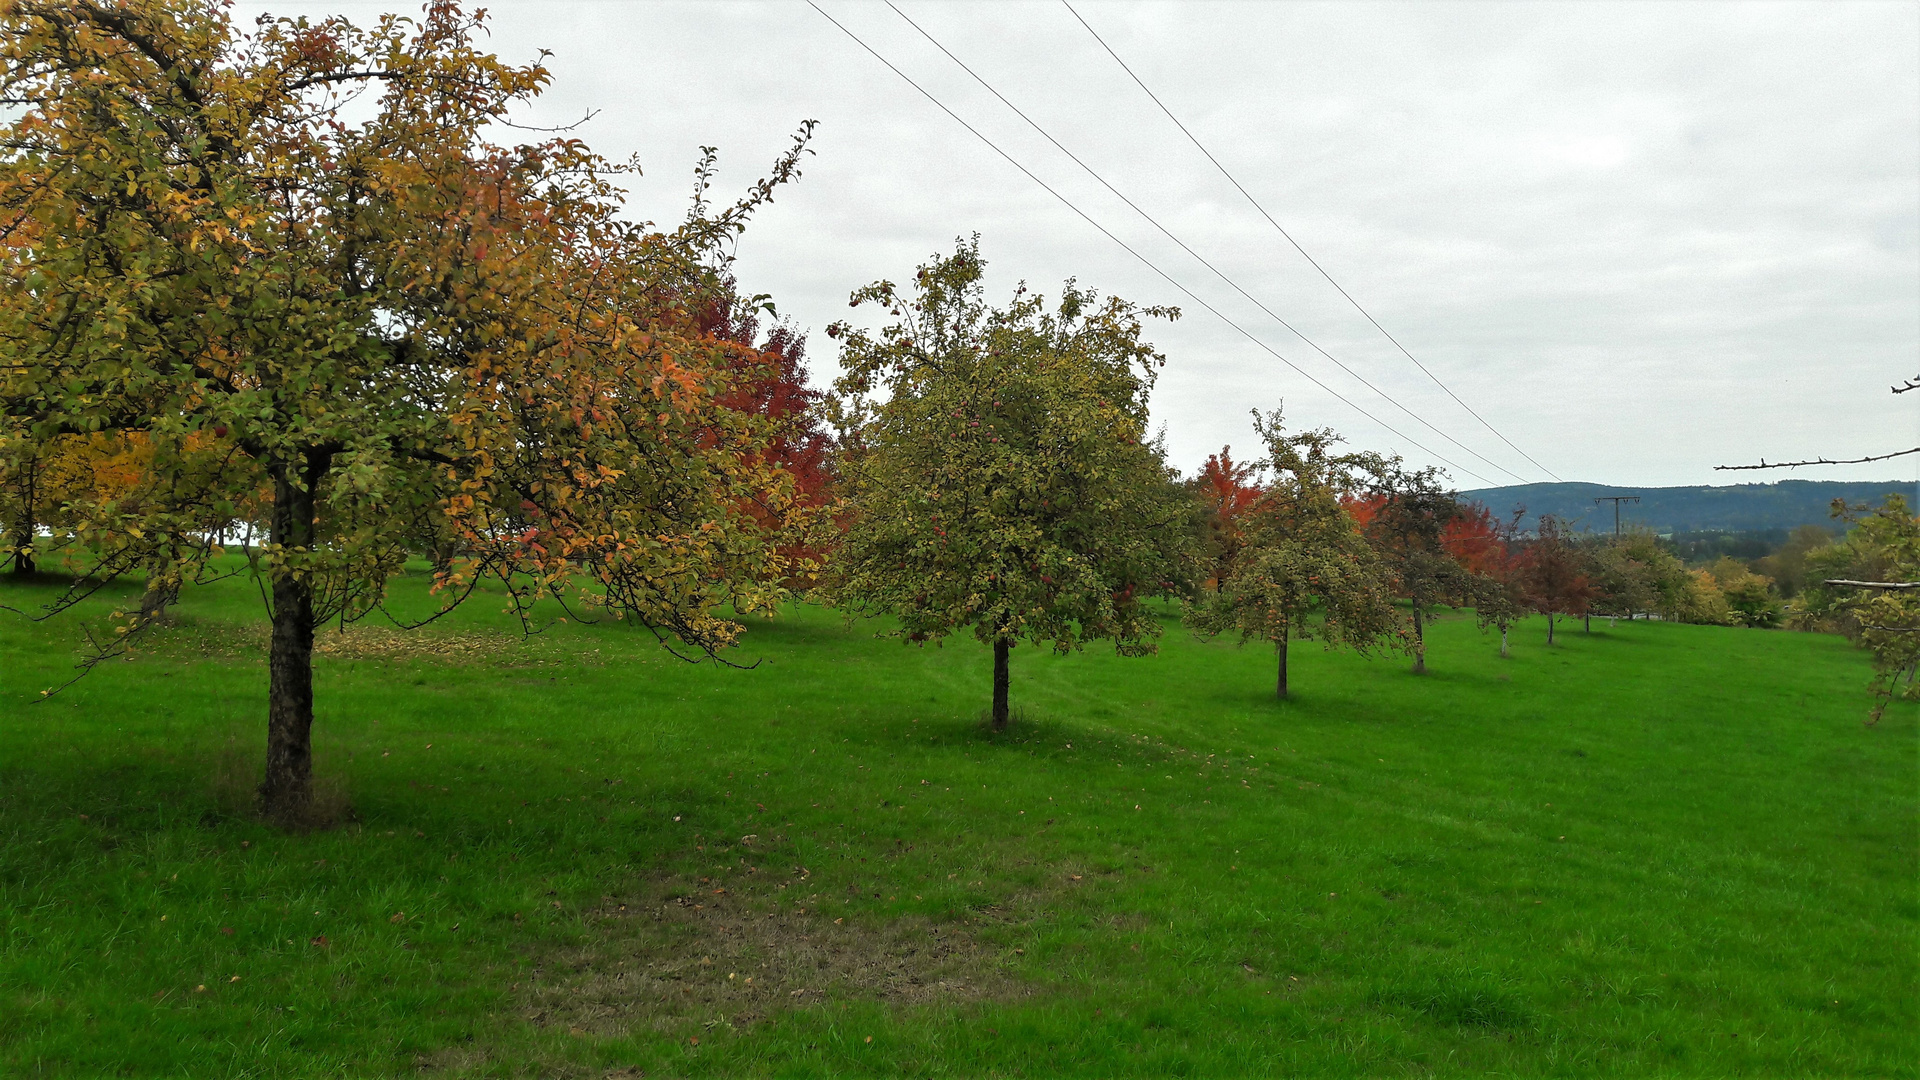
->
(1461, 480), (1918, 535)
(1667, 529), (1830, 564)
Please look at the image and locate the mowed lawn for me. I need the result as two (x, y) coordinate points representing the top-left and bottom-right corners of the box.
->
(0, 567), (1914, 1077)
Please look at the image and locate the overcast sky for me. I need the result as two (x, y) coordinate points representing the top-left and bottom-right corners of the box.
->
(266, 1), (1918, 489)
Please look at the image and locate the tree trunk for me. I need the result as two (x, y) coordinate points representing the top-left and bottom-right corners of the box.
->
(1584, 612), (1591, 633)
(991, 637), (1010, 731)
(1546, 611), (1556, 646)
(1499, 626), (1509, 658)
(261, 466), (318, 824)
(138, 563), (178, 626)
(1276, 619), (1290, 700)
(9, 458), (35, 576)
(7, 513), (32, 575)
(1411, 605), (1427, 674)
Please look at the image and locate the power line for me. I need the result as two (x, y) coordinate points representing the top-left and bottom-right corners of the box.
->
(882, 0), (1530, 487)
(805, 1), (1496, 487)
(1061, 0), (1563, 484)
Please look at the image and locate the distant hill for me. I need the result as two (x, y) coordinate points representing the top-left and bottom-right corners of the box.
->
(1458, 479), (1918, 535)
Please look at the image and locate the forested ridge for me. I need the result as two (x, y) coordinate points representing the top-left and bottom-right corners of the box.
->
(1464, 479), (1917, 534)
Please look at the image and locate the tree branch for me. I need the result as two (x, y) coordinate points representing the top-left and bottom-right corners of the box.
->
(1714, 447), (1920, 471)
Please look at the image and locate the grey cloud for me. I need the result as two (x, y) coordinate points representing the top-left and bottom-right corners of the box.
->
(251, 0), (1917, 487)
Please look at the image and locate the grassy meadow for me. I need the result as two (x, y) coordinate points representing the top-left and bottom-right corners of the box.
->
(0, 564), (1914, 1077)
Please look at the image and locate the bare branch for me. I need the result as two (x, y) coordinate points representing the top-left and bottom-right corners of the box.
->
(1824, 579), (1920, 590)
(493, 109), (600, 134)
(1894, 374), (1920, 395)
(1714, 447), (1920, 471)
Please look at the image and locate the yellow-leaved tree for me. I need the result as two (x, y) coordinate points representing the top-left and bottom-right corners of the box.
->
(0, 0), (819, 823)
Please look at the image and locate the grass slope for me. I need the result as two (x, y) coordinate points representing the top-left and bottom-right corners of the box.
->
(1, 569), (1914, 1077)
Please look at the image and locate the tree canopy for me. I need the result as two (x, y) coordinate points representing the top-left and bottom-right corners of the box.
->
(1517, 516), (1595, 645)
(825, 239), (1194, 729)
(1351, 460), (1492, 674)
(1800, 495), (1920, 722)
(1185, 409), (1402, 699)
(0, 0), (817, 821)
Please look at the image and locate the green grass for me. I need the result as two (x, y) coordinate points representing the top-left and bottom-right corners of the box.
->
(1, 567), (1914, 1077)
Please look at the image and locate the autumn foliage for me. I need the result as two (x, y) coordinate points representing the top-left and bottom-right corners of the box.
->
(0, 0), (820, 821)
(1192, 446), (1264, 586)
(697, 277), (839, 581)
(1185, 411), (1402, 699)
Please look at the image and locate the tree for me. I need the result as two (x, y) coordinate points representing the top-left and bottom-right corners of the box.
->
(1754, 524), (1839, 598)
(1671, 569), (1734, 625)
(1583, 535), (1655, 624)
(1705, 556), (1781, 628)
(1191, 445), (1263, 588)
(1605, 529), (1693, 619)
(1352, 461), (1485, 674)
(1185, 408), (1402, 699)
(1452, 501), (1527, 657)
(1518, 515), (1596, 645)
(0, 431), (146, 575)
(0, 1), (815, 823)
(1440, 500), (1509, 577)
(825, 239), (1195, 730)
(695, 268), (841, 586)
(1798, 496), (1920, 722)
(0, 442), (46, 575)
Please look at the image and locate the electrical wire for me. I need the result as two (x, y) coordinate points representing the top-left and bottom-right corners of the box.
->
(884, 0), (1531, 487)
(805, 1), (1496, 487)
(1062, 0), (1563, 483)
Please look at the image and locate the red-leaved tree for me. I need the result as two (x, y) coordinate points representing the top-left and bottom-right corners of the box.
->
(1441, 501), (1508, 576)
(696, 277), (839, 584)
(1519, 515), (1597, 645)
(1192, 446), (1263, 588)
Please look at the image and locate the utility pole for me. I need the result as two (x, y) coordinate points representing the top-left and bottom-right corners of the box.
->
(1593, 495), (1640, 537)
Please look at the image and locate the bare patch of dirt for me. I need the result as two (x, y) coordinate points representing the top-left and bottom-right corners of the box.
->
(161, 621), (531, 664)
(517, 881), (1029, 1040)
